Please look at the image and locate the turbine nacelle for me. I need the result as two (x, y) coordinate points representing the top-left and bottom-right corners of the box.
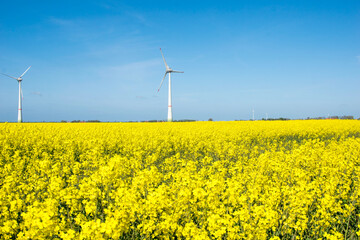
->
(166, 68), (184, 74)
(1, 66), (31, 82)
(157, 49), (183, 93)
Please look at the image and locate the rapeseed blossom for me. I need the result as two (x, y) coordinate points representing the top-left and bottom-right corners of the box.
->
(0, 120), (359, 239)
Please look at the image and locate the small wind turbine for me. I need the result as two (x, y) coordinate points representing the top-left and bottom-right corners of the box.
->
(1, 66), (31, 122)
(157, 48), (183, 122)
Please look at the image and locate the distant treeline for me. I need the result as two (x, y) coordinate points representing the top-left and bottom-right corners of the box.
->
(62, 119), (197, 123)
(61, 120), (101, 123)
(58, 116), (357, 123)
(261, 118), (290, 121)
(306, 116), (355, 120)
(142, 119), (196, 123)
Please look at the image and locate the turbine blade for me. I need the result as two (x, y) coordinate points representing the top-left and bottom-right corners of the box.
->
(172, 70), (184, 73)
(19, 66), (31, 78)
(1, 73), (18, 80)
(157, 72), (167, 92)
(160, 48), (169, 68)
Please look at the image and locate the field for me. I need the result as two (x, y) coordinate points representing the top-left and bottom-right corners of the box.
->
(0, 120), (360, 239)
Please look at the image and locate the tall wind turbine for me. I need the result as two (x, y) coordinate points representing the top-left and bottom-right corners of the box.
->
(1, 66), (31, 123)
(157, 48), (183, 122)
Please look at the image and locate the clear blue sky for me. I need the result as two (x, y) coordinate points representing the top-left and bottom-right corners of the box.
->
(0, 0), (359, 122)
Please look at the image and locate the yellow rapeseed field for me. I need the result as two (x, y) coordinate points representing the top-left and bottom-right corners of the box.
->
(0, 120), (360, 239)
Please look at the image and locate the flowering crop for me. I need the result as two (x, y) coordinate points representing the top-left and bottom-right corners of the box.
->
(0, 120), (360, 239)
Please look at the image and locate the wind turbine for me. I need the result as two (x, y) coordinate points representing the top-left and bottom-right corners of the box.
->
(1, 66), (31, 123)
(157, 48), (183, 122)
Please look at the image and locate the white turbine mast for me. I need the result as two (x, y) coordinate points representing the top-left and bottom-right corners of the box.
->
(157, 48), (183, 122)
(1, 66), (31, 123)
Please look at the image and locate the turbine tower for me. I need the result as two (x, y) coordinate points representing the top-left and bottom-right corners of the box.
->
(157, 48), (183, 122)
(1, 66), (31, 122)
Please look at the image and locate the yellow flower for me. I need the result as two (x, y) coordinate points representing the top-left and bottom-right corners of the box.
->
(0, 120), (359, 239)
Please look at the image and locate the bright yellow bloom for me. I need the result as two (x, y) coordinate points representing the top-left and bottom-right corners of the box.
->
(0, 120), (359, 239)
